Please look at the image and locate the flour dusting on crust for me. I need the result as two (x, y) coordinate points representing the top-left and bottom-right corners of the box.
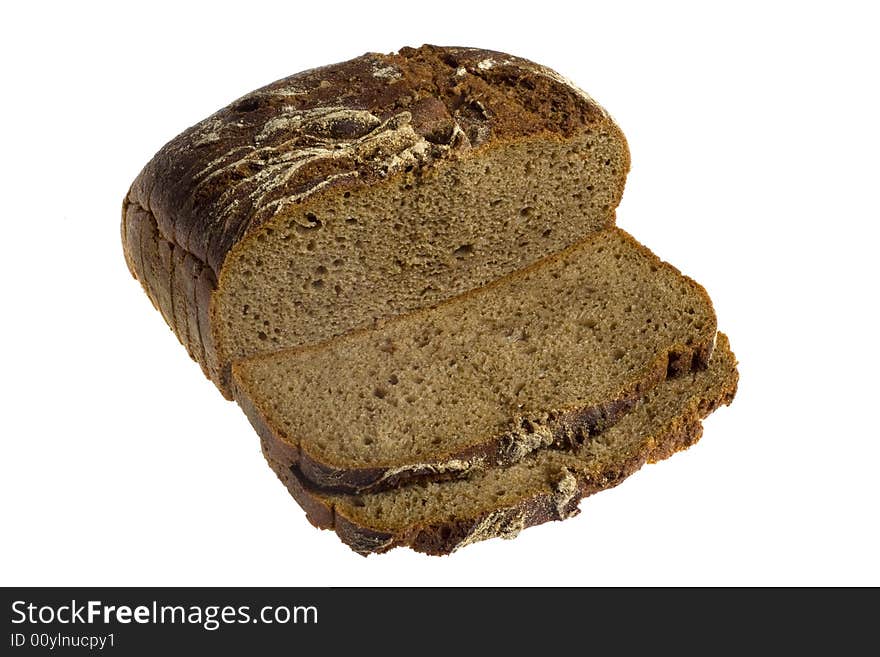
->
(452, 509), (526, 552)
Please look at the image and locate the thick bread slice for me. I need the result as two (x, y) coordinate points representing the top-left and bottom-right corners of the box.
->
(233, 228), (717, 492)
(122, 44), (630, 396)
(264, 334), (738, 555)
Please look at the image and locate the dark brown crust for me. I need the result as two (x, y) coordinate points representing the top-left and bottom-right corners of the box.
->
(232, 227), (718, 493)
(128, 45), (612, 275)
(122, 196), (218, 381)
(262, 337), (739, 556)
(294, 391), (645, 492)
(121, 45), (627, 396)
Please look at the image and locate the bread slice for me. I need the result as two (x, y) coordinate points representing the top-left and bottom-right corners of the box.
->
(263, 333), (738, 555)
(232, 228), (717, 492)
(122, 45), (630, 396)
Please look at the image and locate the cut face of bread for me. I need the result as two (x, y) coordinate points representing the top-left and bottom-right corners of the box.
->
(264, 334), (738, 555)
(213, 128), (627, 389)
(122, 45), (630, 396)
(232, 228), (717, 492)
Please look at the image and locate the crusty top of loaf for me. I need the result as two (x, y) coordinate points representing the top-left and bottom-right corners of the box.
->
(126, 44), (614, 275)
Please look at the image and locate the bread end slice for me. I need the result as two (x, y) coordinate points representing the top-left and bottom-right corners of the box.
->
(264, 333), (738, 555)
(235, 228), (719, 493)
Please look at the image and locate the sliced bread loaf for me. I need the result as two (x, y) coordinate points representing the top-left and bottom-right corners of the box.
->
(264, 334), (738, 555)
(232, 228), (717, 493)
(122, 45), (630, 396)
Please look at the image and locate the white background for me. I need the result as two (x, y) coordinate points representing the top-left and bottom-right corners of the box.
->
(2, 1), (878, 586)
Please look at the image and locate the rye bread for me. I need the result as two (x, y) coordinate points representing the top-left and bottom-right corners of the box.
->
(122, 45), (630, 397)
(263, 333), (738, 555)
(232, 228), (717, 493)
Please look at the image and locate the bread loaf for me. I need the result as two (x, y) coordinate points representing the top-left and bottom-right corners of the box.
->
(122, 45), (630, 397)
(263, 334), (738, 555)
(122, 45), (737, 556)
(232, 228), (717, 492)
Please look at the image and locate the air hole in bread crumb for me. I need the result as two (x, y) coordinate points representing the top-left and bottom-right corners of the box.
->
(388, 374), (399, 385)
(453, 244), (474, 258)
(257, 331), (267, 341)
(315, 265), (328, 276)
(345, 217), (358, 225)
(542, 229), (552, 238)
(612, 348), (626, 361)
(373, 386), (387, 399)
(306, 240), (316, 251)
(520, 206), (534, 218)
(430, 436), (442, 445)
(362, 436), (374, 446)
(312, 279), (324, 289)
